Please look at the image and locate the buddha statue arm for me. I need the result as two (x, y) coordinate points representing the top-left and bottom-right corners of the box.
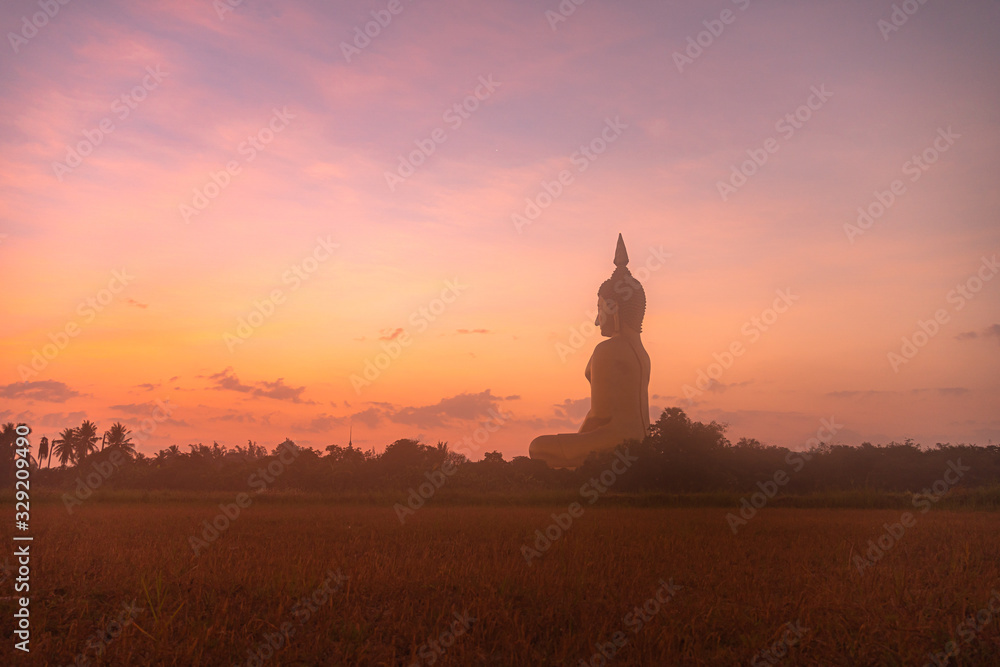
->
(578, 350), (610, 433)
(579, 414), (611, 433)
(587, 340), (632, 423)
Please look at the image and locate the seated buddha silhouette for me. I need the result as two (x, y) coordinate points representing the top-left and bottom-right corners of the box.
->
(529, 234), (651, 469)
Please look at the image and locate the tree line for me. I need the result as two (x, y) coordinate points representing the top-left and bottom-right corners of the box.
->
(2, 409), (999, 494)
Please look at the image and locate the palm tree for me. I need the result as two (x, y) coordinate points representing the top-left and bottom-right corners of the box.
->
(38, 436), (49, 469)
(0, 423), (16, 483)
(53, 428), (77, 467)
(74, 420), (99, 463)
(0, 423), (14, 444)
(104, 422), (136, 458)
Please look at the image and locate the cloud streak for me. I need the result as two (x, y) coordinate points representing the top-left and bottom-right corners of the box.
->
(0, 381), (82, 403)
(208, 368), (314, 404)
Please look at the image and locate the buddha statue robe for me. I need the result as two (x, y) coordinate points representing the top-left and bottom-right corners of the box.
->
(529, 234), (651, 469)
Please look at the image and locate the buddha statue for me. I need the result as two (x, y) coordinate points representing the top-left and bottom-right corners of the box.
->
(529, 234), (651, 469)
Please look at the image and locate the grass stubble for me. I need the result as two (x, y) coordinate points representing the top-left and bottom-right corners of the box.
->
(1, 496), (999, 665)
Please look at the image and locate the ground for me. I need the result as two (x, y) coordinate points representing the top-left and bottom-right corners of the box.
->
(3, 496), (999, 665)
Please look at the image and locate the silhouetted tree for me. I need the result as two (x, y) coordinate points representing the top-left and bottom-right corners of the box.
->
(75, 420), (100, 463)
(483, 451), (505, 464)
(21, 408), (1000, 496)
(38, 436), (49, 469)
(53, 427), (77, 467)
(0, 423), (16, 484)
(104, 422), (135, 458)
(377, 439), (441, 472)
(632, 408), (732, 491)
(735, 437), (765, 450)
(272, 438), (299, 456)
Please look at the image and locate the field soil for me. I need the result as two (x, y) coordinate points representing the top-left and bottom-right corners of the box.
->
(2, 500), (999, 665)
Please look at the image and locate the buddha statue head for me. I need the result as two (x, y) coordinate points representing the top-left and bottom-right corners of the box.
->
(595, 234), (645, 337)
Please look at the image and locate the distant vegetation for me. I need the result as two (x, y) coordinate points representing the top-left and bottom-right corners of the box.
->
(2, 409), (999, 497)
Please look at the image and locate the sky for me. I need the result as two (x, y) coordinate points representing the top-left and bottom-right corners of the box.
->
(1, 0), (998, 461)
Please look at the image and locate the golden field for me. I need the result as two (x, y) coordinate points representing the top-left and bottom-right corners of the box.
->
(2, 497), (999, 666)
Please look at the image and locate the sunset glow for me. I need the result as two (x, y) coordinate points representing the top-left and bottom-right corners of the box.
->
(2, 0), (998, 459)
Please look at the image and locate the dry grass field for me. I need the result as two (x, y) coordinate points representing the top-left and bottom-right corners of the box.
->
(3, 496), (999, 666)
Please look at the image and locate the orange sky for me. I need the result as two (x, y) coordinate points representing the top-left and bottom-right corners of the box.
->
(2, 0), (998, 459)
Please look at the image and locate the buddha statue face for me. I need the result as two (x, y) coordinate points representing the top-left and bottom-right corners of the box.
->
(596, 295), (620, 337)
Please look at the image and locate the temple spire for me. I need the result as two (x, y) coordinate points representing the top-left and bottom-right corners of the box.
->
(614, 233), (629, 268)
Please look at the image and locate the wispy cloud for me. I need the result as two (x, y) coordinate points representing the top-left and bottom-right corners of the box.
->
(955, 324), (1000, 343)
(389, 389), (505, 428)
(208, 368), (314, 404)
(553, 398), (589, 421)
(0, 381), (81, 403)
